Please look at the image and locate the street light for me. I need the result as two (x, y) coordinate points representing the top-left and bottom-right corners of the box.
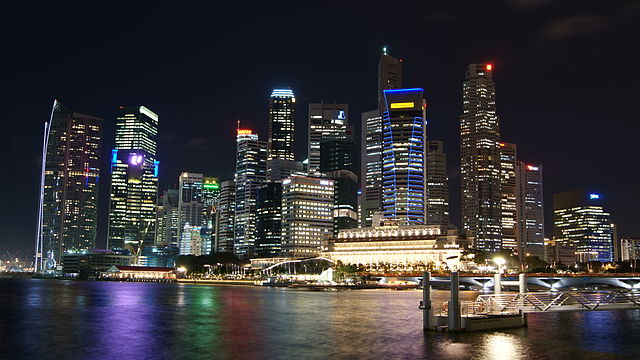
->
(493, 257), (506, 274)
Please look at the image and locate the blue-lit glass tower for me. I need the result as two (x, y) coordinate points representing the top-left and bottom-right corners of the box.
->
(381, 88), (426, 224)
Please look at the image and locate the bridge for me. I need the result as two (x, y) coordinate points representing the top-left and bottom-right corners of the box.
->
(420, 272), (640, 332)
(383, 274), (640, 290)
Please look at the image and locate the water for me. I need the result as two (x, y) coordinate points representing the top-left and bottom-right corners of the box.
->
(1, 279), (638, 359)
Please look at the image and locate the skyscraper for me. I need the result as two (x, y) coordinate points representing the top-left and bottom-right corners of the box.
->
(281, 176), (334, 258)
(360, 109), (383, 227)
(37, 100), (102, 270)
(362, 48), (403, 227)
(381, 88), (427, 224)
(307, 102), (349, 174)
(516, 163), (545, 259)
(157, 189), (179, 246)
(179, 224), (202, 256)
(378, 46), (403, 112)
(460, 63), (502, 252)
(256, 182), (283, 257)
(234, 129), (267, 257)
(202, 177), (221, 255)
(425, 140), (450, 227)
(554, 190), (613, 262)
(268, 89), (296, 162)
(320, 133), (358, 234)
(108, 106), (159, 251)
(178, 172), (204, 240)
(215, 180), (235, 253)
(500, 142), (518, 253)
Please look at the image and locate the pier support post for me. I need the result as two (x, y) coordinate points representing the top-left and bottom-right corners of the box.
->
(519, 273), (527, 294)
(422, 271), (432, 331)
(494, 273), (502, 295)
(448, 271), (461, 331)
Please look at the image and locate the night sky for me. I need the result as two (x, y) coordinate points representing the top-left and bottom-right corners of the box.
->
(3, 1), (640, 253)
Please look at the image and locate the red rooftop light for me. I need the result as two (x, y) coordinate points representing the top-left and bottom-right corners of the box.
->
(486, 64), (493, 71)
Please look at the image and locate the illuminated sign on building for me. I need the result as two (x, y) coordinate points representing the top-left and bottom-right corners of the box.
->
(526, 165), (539, 171)
(237, 129), (253, 135)
(589, 193), (601, 200)
(390, 102), (415, 109)
(129, 154), (143, 166)
(337, 110), (346, 120)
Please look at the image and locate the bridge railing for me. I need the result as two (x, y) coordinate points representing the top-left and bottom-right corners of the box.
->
(475, 290), (640, 314)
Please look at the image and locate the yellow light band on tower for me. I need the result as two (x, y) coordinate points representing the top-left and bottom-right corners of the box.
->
(390, 102), (415, 109)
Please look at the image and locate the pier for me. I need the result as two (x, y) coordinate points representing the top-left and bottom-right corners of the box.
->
(420, 271), (640, 332)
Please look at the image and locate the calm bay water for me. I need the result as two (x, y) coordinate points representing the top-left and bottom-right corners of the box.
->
(1, 279), (638, 359)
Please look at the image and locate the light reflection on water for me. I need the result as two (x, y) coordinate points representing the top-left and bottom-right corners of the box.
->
(0, 279), (638, 360)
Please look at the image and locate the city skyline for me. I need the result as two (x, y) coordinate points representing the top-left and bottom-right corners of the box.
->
(4, 1), (640, 253)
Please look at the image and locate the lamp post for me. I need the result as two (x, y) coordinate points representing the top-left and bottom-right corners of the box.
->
(493, 257), (506, 274)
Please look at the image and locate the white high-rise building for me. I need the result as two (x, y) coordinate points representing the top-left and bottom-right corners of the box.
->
(281, 176), (334, 258)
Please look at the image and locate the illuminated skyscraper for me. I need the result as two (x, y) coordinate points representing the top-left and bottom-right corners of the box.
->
(108, 106), (159, 251)
(361, 48), (403, 227)
(256, 182), (283, 257)
(37, 100), (102, 270)
(381, 88), (426, 224)
(307, 102), (348, 174)
(281, 176), (334, 258)
(234, 129), (267, 257)
(201, 177), (220, 255)
(215, 180), (235, 253)
(500, 142), (518, 253)
(178, 172), (204, 240)
(378, 46), (403, 112)
(157, 189), (179, 246)
(320, 134), (358, 234)
(268, 89), (295, 162)
(516, 162), (544, 259)
(360, 109), (383, 227)
(554, 190), (613, 262)
(425, 140), (450, 226)
(179, 224), (202, 256)
(460, 63), (502, 252)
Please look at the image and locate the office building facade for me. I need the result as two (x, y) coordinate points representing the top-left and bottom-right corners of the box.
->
(360, 109), (384, 227)
(425, 140), (450, 227)
(281, 176), (334, 258)
(307, 102), (349, 174)
(38, 100), (102, 270)
(500, 142), (518, 252)
(215, 180), (235, 253)
(256, 182), (283, 257)
(554, 190), (613, 262)
(516, 163), (545, 259)
(157, 189), (179, 246)
(178, 172), (204, 239)
(361, 49), (403, 228)
(381, 88), (426, 224)
(268, 89), (296, 162)
(108, 106), (159, 251)
(234, 129), (267, 257)
(460, 63), (502, 252)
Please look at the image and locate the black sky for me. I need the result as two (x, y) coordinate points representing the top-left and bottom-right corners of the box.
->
(3, 1), (640, 253)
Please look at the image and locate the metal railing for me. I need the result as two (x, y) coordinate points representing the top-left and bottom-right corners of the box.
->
(474, 290), (640, 314)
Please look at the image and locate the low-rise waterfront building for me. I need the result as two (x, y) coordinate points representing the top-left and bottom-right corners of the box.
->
(322, 225), (463, 270)
(102, 265), (176, 280)
(62, 250), (132, 279)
